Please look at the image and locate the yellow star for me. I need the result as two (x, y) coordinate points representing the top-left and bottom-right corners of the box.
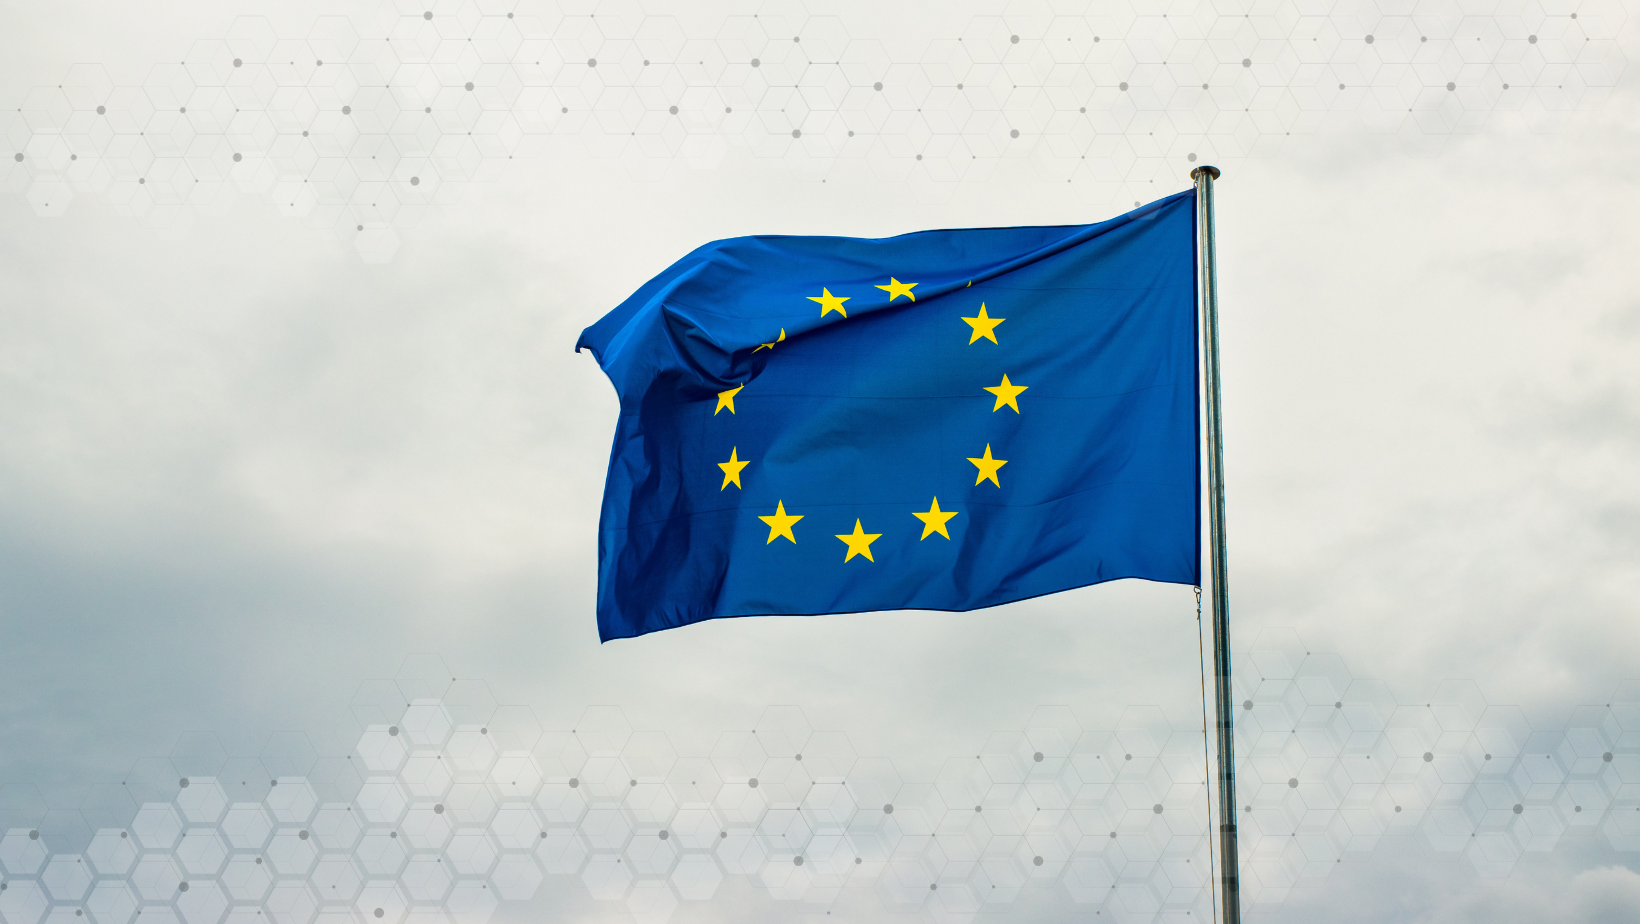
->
(967, 444), (1008, 487)
(808, 288), (850, 318)
(717, 448), (749, 490)
(834, 519), (883, 562)
(758, 501), (803, 545)
(875, 278), (918, 302)
(753, 329), (786, 352)
(961, 303), (1005, 344)
(983, 374), (1028, 413)
(715, 384), (744, 415)
(912, 497), (959, 540)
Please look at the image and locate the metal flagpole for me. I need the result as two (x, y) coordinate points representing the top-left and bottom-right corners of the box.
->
(1191, 164), (1241, 924)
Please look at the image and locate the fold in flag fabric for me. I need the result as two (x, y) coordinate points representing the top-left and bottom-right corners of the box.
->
(577, 190), (1201, 642)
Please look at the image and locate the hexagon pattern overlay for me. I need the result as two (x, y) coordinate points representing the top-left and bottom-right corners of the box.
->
(0, 0), (1627, 261)
(2, 630), (1639, 923)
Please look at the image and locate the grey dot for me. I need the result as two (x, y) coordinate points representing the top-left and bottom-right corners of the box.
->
(301, 131), (308, 137)
(1421, 36), (1427, 42)
(233, 58), (242, 67)
(179, 107), (186, 113)
(410, 177), (420, 186)
(1605, 752), (1614, 762)
(1423, 752), (1434, 762)
(1188, 153), (1197, 162)
(1032, 856), (1043, 866)
(587, 58), (596, 67)
(29, 831), (39, 839)
(793, 856), (803, 866)
(1202, 83), (1208, 89)
(1010, 129), (1019, 138)
(795, 754), (802, 761)
(69, 154), (75, 160)
(1447, 82), (1456, 90)
(433, 805), (444, 814)
(1503, 83), (1510, 89)
(568, 778), (579, 788)
(1394, 806), (1402, 812)
(855, 857), (862, 864)
(1512, 804), (1523, 814)
(974, 805), (981, 812)
(96, 105), (105, 114)
(561, 107), (568, 113)
(374, 910), (384, 919)
(793, 36), (799, 42)
(1153, 804), (1163, 813)
(1010, 35), (1019, 44)
(957, 83), (963, 89)
(120, 832), (127, 839)
(424, 106), (431, 113)
(1287, 778), (1298, 788)
(316, 61), (322, 66)
(669, 106), (678, 114)
(179, 883), (189, 892)
(883, 804), (893, 814)
(1365, 35), (1374, 44)
(233, 153), (242, 161)
(1529, 35), (1538, 44)
(422, 10), (432, 19)
(749, 777), (759, 787)
(791, 129), (800, 138)
(1124, 754), (1132, 761)
(751, 59), (760, 67)
(1119, 82), (1128, 91)
(1094, 36), (1100, 42)
(1079, 106), (1086, 112)
(465, 82), (474, 91)
(847, 130), (853, 136)
(389, 832), (397, 838)
(916, 154), (922, 160)
(720, 832), (727, 839)
(12, 153), (20, 162)
(298, 830), (309, 839)
(180, 778), (190, 788)
(1242, 58), (1251, 67)
(1033, 752), (1043, 762)
(873, 81), (882, 90)
(389, 726), (399, 735)
(1575, 806), (1582, 812)
(342, 106), (351, 114)
(1485, 754), (1492, 760)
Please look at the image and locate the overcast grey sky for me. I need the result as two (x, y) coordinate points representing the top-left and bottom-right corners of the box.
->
(2, 2), (1639, 922)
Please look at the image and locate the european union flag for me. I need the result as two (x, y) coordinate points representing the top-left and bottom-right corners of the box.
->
(577, 190), (1201, 641)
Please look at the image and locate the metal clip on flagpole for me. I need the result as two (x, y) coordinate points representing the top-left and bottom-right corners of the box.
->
(1191, 164), (1241, 924)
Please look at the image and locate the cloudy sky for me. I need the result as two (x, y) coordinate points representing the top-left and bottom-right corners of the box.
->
(2, 1), (1638, 922)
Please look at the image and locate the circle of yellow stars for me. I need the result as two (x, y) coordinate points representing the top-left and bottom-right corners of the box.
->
(714, 278), (1025, 562)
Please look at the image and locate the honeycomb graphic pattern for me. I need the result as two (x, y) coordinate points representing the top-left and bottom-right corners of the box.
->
(2, 631), (1638, 923)
(0, 0), (1627, 261)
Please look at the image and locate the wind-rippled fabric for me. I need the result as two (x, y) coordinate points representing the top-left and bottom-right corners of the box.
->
(577, 190), (1200, 641)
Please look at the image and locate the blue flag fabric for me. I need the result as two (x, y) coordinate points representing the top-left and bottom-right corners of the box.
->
(577, 190), (1200, 641)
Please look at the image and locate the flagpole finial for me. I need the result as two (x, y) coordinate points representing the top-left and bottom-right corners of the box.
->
(1190, 165), (1221, 181)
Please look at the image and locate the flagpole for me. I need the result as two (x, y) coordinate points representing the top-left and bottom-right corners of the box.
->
(1191, 164), (1241, 924)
